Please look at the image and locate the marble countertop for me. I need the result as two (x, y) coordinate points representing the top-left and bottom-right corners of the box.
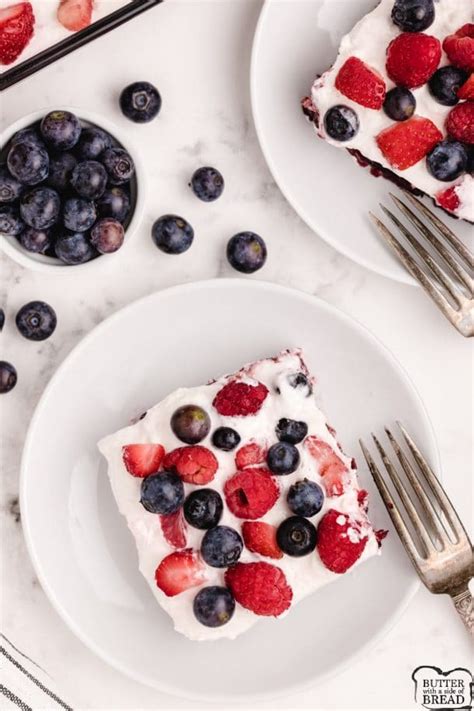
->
(1, 1), (471, 709)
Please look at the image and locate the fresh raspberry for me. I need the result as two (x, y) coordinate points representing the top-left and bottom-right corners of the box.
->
(376, 117), (443, 170)
(213, 380), (268, 416)
(316, 509), (368, 574)
(160, 509), (187, 549)
(458, 74), (474, 101)
(224, 467), (279, 519)
(57, 0), (92, 32)
(305, 436), (349, 496)
(0, 2), (34, 65)
(436, 186), (461, 213)
(386, 32), (441, 88)
(122, 443), (165, 477)
(446, 102), (474, 144)
(443, 24), (474, 73)
(154, 549), (207, 597)
(242, 521), (283, 559)
(235, 442), (267, 469)
(335, 56), (386, 109)
(225, 562), (292, 616)
(163, 445), (218, 484)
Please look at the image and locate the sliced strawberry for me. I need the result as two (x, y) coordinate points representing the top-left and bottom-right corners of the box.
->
(154, 549), (207, 597)
(224, 467), (279, 519)
(316, 509), (368, 574)
(122, 443), (165, 477)
(160, 509), (187, 549)
(446, 101), (474, 144)
(436, 186), (461, 213)
(163, 445), (218, 484)
(213, 380), (268, 416)
(0, 2), (34, 65)
(225, 562), (292, 616)
(458, 74), (474, 101)
(376, 116), (443, 170)
(57, 0), (93, 32)
(242, 521), (283, 559)
(443, 24), (474, 73)
(335, 56), (386, 109)
(235, 442), (267, 469)
(305, 436), (349, 496)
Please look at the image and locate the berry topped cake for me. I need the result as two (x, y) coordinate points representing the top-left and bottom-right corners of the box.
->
(98, 349), (385, 641)
(302, 0), (473, 223)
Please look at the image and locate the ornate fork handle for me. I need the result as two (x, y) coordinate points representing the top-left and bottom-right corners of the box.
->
(451, 588), (474, 636)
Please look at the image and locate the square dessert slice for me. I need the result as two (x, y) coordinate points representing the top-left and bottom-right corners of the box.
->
(98, 349), (385, 641)
(302, 0), (473, 223)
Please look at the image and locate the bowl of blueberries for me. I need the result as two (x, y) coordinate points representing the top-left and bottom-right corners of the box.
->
(0, 107), (145, 271)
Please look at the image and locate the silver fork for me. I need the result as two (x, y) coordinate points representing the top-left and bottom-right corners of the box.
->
(369, 193), (473, 338)
(359, 423), (473, 636)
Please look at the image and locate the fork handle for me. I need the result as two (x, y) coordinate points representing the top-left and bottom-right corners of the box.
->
(451, 588), (474, 636)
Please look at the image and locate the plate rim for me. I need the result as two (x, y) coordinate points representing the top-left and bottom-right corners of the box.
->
(19, 278), (437, 702)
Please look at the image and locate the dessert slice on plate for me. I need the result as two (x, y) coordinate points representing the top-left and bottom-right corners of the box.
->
(99, 349), (385, 641)
(302, 0), (473, 223)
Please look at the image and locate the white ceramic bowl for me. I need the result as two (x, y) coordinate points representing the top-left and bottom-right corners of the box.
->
(0, 107), (146, 274)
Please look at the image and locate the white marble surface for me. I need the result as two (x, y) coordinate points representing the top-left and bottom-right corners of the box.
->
(0, 1), (472, 709)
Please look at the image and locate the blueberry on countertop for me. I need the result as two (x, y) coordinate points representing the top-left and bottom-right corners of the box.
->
(193, 586), (235, 627)
(16, 301), (57, 341)
(391, 0), (435, 33)
(101, 148), (135, 185)
(212, 426), (241, 451)
(427, 141), (468, 182)
(0, 206), (25, 236)
(287, 479), (324, 517)
(184, 488), (223, 529)
(120, 82), (162, 123)
(428, 66), (468, 107)
(71, 161), (108, 200)
(267, 441), (300, 475)
(0, 361), (17, 394)
(7, 141), (49, 186)
(55, 232), (97, 265)
(140, 471), (184, 514)
(0, 309), (4, 331)
(201, 525), (243, 568)
(20, 187), (60, 230)
(324, 105), (359, 142)
(383, 87), (416, 121)
(226, 232), (267, 273)
(276, 418), (308, 445)
(40, 110), (81, 151)
(90, 218), (124, 253)
(190, 167), (224, 202)
(152, 215), (194, 254)
(277, 516), (317, 556)
(171, 404), (210, 444)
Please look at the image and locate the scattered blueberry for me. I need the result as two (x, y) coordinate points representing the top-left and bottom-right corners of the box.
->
(277, 516), (317, 556)
(184, 488), (223, 529)
(0, 166), (23, 203)
(63, 197), (97, 232)
(101, 147), (135, 185)
(201, 525), (243, 568)
(20, 227), (51, 254)
(71, 161), (107, 200)
(287, 372), (313, 397)
(0, 206), (24, 236)
(324, 105), (359, 142)
(226, 232), (267, 273)
(276, 418), (308, 445)
(190, 167), (224, 202)
(152, 215), (194, 254)
(267, 441), (300, 475)
(15, 301), (57, 341)
(212, 426), (241, 451)
(96, 187), (130, 222)
(120, 81), (162, 123)
(383, 87), (416, 121)
(428, 66), (468, 106)
(11, 127), (44, 148)
(7, 141), (49, 185)
(140, 471), (184, 514)
(391, 0), (435, 32)
(77, 127), (112, 160)
(193, 586), (235, 627)
(0, 361), (17, 394)
(55, 232), (97, 265)
(47, 153), (77, 191)
(0, 308), (4, 331)
(170, 404), (211, 444)
(427, 140), (468, 182)
(287, 479), (324, 517)
(20, 187), (60, 230)
(40, 111), (81, 151)
(89, 218), (125, 253)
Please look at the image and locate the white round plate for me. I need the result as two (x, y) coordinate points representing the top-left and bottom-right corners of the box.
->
(21, 280), (438, 701)
(250, 0), (472, 285)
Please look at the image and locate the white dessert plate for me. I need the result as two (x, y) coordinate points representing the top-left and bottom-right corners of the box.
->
(250, 0), (472, 286)
(21, 279), (438, 701)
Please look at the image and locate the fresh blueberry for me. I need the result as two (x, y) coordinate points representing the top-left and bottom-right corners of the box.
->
(101, 148), (135, 185)
(0, 206), (25, 236)
(0, 166), (23, 203)
(324, 105), (359, 142)
(20, 187), (60, 230)
(428, 66), (469, 106)
(287, 479), (324, 517)
(211, 426), (241, 451)
(383, 87), (416, 121)
(40, 111), (82, 151)
(47, 153), (77, 191)
(170, 404), (211, 444)
(152, 214), (194, 254)
(267, 441), (300, 475)
(0, 361), (17, 394)
(226, 232), (267, 273)
(11, 127), (44, 148)
(63, 197), (97, 232)
(427, 141), (468, 182)
(90, 218), (125, 253)
(7, 141), (49, 185)
(391, 0), (435, 32)
(16, 301), (57, 341)
(201, 525), (243, 568)
(140, 471), (184, 514)
(287, 372), (313, 397)
(71, 161), (108, 200)
(276, 418), (308, 445)
(76, 127), (112, 160)
(55, 232), (97, 265)
(277, 516), (317, 556)
(183, 488), (223, 529)
(190, 167), (224, 202)
(193, 586), (235, 627)
(120, 81), (162, 123)
(0, 309), (4, 331)
(96, 187), (130, 222)
(20, 227), (51, 254)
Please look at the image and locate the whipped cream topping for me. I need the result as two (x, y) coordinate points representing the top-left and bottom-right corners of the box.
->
(98, 349), (381, 641)
(309, 0), (473, 222)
